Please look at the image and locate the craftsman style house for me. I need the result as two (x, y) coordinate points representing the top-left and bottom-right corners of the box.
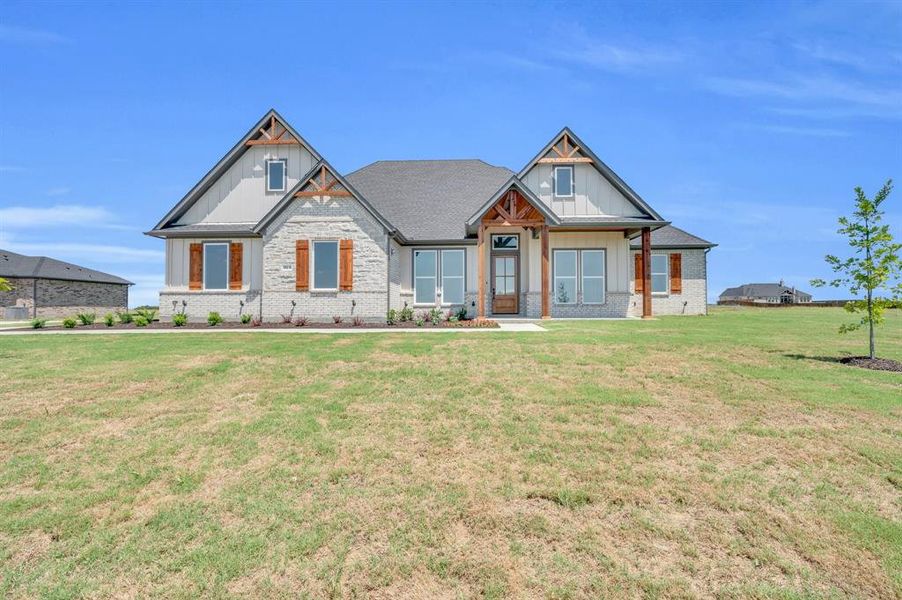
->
(148, 109), (714, 321)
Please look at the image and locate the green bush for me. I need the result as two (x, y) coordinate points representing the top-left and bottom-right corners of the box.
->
(429, 307), (443, 325)
(207, 311), (223, 326)
(135, 307), (156, 323)
(172, 313), (188, 327)
(103, 313), (115, 326)
(240, 313), (252, 324)
(117, 311), (133, 324)
(134, 315), (149, 327)
(76, 312), (96, 325)
(62, 317), (77, 329)
(386, 308), (398, 325)
(455, 307), (468, 321)
(399, 304), (414, 322)
(30, 318), (46, 329)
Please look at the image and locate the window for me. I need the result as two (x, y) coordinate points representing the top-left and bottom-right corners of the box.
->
(494, 256), (516, 295)
(312, 241), (338, 290)
(491, 234), (518, 250)
(553, 250), (577, 304)
(651, 254), (668, 294)
(441, 250), (465, 305)
(414, 250), (437, 304)
(266, 159), (287, 192)
(554, 166), (573, 197)
(203, 243), (229, 290)
(581, 250), (606, 304)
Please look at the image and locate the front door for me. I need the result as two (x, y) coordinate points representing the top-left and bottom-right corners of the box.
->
(492, 255), (519, 314)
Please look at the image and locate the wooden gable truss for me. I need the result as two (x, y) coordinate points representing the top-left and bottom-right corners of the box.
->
(481, 188), (547, 228)
(537, 131), (593, 165)
(294, 164), (353, 198)
(245, 115), (301, 146)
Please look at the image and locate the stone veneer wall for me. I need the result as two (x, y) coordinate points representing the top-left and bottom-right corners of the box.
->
(0, 277), (128, 319)
(627, 248), (708, 317)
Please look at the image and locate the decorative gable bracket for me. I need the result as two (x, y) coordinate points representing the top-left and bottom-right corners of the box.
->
(537, 131), (593, 165)
(246, 115), (300, 146)
(294, 165), (353, 197)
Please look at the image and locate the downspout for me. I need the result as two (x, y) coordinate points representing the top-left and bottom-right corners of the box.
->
(385, 231), (392, 318)
(704, 248), (711, 316)
(33, 278), (38, 319)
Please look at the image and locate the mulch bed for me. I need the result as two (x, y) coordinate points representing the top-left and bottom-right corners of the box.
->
(839, 356), (902, 372)
(30, 319), (500, 331)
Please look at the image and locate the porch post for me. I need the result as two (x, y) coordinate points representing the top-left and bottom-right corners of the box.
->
(541, 224), (550, 319)
(477, 224), (486, 319)
(641, 226), (652, 318)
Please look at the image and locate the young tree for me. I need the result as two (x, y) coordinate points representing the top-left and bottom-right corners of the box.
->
(0, 277), (12, 292)
(812, 179), (901, 359)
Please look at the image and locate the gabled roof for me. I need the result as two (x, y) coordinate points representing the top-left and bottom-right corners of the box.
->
(629, 225), (715, 249)
(518, 127), (664, 221)
(466, 176), (560, 231)
(254, 160), (395, 234)
(346, 159), (514, 241)
(151, 109), (322, 231)
(719, 283), (812, 299)
(0, 249), (132, 285)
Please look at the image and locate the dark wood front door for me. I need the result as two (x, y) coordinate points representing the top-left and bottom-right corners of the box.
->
(492, 255), (519, 314)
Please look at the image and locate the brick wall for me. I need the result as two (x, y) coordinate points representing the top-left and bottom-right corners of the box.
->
(0, 277), (128, 319)
(627, 248), (708, 316)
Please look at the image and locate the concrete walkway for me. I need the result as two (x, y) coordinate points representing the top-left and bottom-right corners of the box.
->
(0, 322), (546, 335)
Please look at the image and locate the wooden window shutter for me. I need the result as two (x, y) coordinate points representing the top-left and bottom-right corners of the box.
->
(189, 243), (203, 290)
(229, 242), (243, 290)
(634, 253), (644, 294)
(295, 240), (309, 291)
(339, 239), (353, 291)
(670, 253), (682, 294)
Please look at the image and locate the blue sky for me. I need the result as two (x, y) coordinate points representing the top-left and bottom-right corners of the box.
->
(1, 1), (900, 306)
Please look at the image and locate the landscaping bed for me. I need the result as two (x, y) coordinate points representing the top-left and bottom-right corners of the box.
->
(840, 355), (902, 372)
(29, 318), (499, 330)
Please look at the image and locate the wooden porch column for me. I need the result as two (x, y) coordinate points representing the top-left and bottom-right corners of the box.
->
(477, 224), (486, 319)
(541, 224), (550, 319)
(641, 227), (652, 318)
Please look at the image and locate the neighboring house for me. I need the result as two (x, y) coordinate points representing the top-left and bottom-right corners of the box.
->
(0, 249), (132, 319)
(718, 281), (813, 304)
(147, 109), (716, 322)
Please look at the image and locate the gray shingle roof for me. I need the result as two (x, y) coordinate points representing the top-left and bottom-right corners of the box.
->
(719, 284), (811, 299)
(629, 225), (715, 249)
(0, 250), (132, 285)
(146, 223), (259, 237)
(346, 159), (514, 241)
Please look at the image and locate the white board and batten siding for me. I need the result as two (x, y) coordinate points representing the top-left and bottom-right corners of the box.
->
(521, 164), (643, 218)
(177, 145), (317, 225)
(529, 231), (630, 294)
(165, 238), (263, 290)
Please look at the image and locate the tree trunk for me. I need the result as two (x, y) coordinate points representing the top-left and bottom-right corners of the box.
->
(868, 289), (875, 359)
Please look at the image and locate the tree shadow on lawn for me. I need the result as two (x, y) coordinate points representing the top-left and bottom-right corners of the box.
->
(782, 353), (845, 365)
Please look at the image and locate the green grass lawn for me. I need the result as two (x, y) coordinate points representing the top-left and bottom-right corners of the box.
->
(1, 307), (900, 599)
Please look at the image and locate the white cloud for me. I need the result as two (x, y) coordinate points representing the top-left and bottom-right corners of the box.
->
(0, 25), (68, 45)
(2, 242), (164, 263)
(0, 165), (26, 173)
(0, 204), (131, 229)
(46, 187), (71, 197)
(753, 124), (851, 137)
(554, 41), (681, 72)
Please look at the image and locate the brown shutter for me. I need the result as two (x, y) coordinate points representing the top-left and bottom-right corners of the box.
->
(634, 253), (644, 294)
(670, 253), (682, 294)
(295, 240), (309, 291)
(189, 243), (203, 290)
(339, 239), (353, 291)
(229, 242), (243, 290)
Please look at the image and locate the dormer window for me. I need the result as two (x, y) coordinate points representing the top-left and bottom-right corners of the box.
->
(554, 165), (573, 197)
(266, 159), (287, 192)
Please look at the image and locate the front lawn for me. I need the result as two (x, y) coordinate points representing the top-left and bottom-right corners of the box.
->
(1, 307), (899, 598)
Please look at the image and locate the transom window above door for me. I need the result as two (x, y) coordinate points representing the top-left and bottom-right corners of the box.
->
(491, 234), (518, 250)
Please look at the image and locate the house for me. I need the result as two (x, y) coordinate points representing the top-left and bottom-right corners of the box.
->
(718, 281), (813, 304)
(0, 249), (132, 319)
(147, 109), (715, 322)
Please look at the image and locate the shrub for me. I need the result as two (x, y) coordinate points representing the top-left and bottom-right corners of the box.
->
(251, 317), (262, 327)
(117, 311), (133, 324)
(240, 313), (252, 324)
(172, 313), (188, 327)
(415, 317), (424, 327)
(30, 318), (46, 329)
(386, 309), (398, 325)
(135, 307), (156, 323)
(353, 316), (364, 327)
(429, 307), (443, 325)
(399, 304), (414, 322)
(134, 315), (149, 327)
(76, 312), (96, 325)
(62, 317), (77, 328)
(281, 314), (293, 324)
(449, 315), (458, 323)
(455, 307), (468, 321)
(293, 316), (308, 327)
(332, 315), (343, 324)
(207, 311), (223, 326)
(103, 313), (115, 326)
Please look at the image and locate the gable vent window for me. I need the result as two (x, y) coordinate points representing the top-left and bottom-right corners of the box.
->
(554, 165), (574, 197)
(266, 159), (287, 192)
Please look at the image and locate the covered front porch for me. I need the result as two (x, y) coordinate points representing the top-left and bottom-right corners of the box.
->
(468, 180), (658, 319)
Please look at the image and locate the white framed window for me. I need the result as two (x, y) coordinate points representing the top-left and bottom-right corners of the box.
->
(266, 158), (287, 192)
(553, 250), (577, 304)
(312, 240), (338, 290)
(414, 250), (437, 305)
(441, 250), (465, 305)
(203, 242), (229, 290)
(491, 234), (518, 251)
(651, 254), (668, 294)
(581, 250), (606, 304)
(554, 166), (573, 197)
